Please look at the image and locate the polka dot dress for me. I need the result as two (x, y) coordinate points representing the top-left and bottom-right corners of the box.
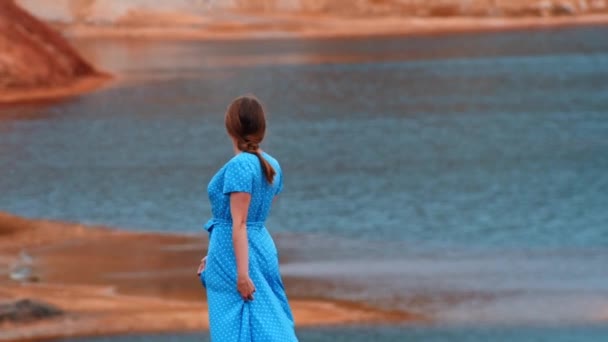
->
(201, 152), (298, 342)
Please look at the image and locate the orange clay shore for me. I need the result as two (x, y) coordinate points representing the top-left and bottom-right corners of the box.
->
(59, 13), (608, 41)
(0, 212), (424, 342)
(0, 74), (111, 106)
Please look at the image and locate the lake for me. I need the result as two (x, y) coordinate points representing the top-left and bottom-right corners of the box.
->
(1, 25), (608, 332)
(55, 325), (608, 342)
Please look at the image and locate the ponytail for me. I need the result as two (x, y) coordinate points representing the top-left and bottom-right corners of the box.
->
(237, 140), (275, 184)
(253, 150), (275, 184)
(225, 95), (275, 184)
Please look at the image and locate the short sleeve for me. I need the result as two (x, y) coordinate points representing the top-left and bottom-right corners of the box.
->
(222, 159), (253, 194)
(275, 169), (283, 195)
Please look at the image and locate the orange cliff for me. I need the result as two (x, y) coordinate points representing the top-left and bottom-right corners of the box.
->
(0, 0), (109, 104)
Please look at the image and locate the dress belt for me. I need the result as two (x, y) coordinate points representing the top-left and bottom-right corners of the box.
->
(204, 218), (265, 232)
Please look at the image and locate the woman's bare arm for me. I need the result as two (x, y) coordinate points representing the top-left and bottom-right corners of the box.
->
(230, 192), (256, 300)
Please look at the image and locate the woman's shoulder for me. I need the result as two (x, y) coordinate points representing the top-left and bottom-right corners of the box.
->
(225, 152), (256, 169)
(261, 151), (281, 171)
(225, 151), (281, 172)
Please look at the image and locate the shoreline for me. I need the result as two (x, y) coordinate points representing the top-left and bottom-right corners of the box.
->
(0, 212), (424, 342)
(59, 13), (608, 42)
(0, 74), (112, 106)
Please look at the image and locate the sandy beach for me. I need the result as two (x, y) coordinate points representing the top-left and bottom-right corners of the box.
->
(0, 212), (422, 342)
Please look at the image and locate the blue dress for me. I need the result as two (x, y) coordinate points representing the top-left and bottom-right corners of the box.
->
(201, 152), (298, 342)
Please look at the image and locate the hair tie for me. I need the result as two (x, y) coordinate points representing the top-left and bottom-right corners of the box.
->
(247, 142), (258, 152)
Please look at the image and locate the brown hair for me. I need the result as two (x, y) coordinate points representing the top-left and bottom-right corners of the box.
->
(225, 95), (276, 184)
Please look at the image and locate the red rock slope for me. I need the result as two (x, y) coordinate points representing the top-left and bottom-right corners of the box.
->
(0, 0), (106, 104)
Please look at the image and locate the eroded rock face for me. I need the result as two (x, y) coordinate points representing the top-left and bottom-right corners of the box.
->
(15, 0), (608, 22)
(0, 0), (97, 91)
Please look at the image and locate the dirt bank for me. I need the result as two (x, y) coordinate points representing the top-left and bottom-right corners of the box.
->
(11, 0), (608, 42)
(0, 212), (423, 342)
(15, 0), (608, 21)
(0, 1), (109, 105)
(56, 13), (608, 42)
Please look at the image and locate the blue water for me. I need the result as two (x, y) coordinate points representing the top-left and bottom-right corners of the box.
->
(56, 325), (608, 342)
(1, 27), (608, 326)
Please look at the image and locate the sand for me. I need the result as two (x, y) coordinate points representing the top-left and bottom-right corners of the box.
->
(0, 212), (422, 342)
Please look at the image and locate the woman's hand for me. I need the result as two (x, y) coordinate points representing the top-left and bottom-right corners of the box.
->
(237, 275), (256, 301)
(197, 256), (207, 276)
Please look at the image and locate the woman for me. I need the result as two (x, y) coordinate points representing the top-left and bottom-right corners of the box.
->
(198, 95), (298, 341)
